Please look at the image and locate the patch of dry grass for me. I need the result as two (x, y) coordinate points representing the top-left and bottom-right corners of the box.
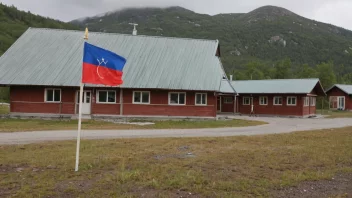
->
(323, 110), (352, 118)
(0, 118), (266, 132)
(1, 127), (352, 197)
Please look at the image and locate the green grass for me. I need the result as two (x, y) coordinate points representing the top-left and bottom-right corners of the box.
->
(322, 110), (352, 118)
(0, 103), (265, 132)
(1, 127), (352, 197)
(0, 118), (266, 132)
(0, 104), (9, 114)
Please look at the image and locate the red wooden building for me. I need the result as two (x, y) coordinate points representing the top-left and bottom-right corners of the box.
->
(0, 28), (235, 119)
(218, 79), (326, 117)
(326, 84), (352, 111)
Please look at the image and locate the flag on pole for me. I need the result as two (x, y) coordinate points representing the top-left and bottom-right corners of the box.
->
(75, 30), (127, 172)
(82, 42), (127, 86)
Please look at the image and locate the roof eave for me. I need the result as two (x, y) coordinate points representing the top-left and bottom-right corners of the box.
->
(325, 84), (351, 95)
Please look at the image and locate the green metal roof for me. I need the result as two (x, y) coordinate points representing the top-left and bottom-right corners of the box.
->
(219, 79), (236, 94)
(231, 78), (324, 94)
(0, 28), (224, 91)
(326, 84), (352, 95)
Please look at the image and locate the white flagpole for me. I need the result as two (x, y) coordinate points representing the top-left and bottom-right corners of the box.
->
(75, 27), (89, 172)
(75, 82), (84, 172)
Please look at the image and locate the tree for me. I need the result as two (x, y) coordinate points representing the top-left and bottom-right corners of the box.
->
(233, 70), (247, 80)
(274, 58), (291, 79)
(244, 61), (265, 80)
(342, 73), (352, 84)
(296, 64), (318, 78)
(316, 61), (337, 89)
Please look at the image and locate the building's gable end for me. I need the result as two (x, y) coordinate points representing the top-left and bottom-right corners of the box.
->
(326, 84), (352, 95)
(309, 81), (326, 96)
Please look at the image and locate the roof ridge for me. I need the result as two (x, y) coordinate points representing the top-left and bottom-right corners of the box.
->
(232, 78), (319, 82)
(28, 27), (219, 43)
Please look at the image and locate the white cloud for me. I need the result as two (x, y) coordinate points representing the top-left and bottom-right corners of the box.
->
(1, 0), (352, 30)
(310, 0), (352, 30)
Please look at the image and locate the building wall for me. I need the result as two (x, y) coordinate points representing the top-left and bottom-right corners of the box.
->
(327, 87), (352, 110)
(302, 102), (316, 115)
(10, 86), (76, 114)
(10, 86), (217, 117)
(237, 94), (317, 116)
(91, 89), (121, 115)
(218, 95), (235, 113)
(122, 89), (216, 117)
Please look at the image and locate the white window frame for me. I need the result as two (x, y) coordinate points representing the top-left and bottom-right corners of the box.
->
(168, 92), (186, 105)
(224, 97), (233, 104)
(133, 91), (150, 104)
(259, 96), (268, 105)
(243, 97), (250, 105)
(195, 93), (207, 106)
(310, 97), (316, 107)
(287, 96), (297, 106)
(303, 97), (310, 106)
(273, 96), (282, 106)
(44, 88), (61, 103)
(96, 90), (116, 104)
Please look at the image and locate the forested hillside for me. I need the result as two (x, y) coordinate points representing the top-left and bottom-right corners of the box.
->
(72, 6), (352, 87)
(0, 3), (78, 55)
(1, 4), (352, 102)
(0, 3), (78, 102)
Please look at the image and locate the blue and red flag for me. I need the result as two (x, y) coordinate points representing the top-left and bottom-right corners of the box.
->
(82, 42), (127, 86)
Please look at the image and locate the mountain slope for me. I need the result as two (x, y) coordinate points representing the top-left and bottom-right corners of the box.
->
(72, 6), (352, 74)
(0, 3), (78, 55)
(0, 3), (79, 102)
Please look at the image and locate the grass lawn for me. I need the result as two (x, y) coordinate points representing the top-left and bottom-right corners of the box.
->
(1, 127), (352, 197)
(0, 118), (266, 132)
(321, 110), (352, 118)
(0, 104), (9, 114)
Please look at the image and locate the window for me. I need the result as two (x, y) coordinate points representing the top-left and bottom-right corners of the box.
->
(273, 96), (282, 105)
(287, 96), (297, 106)
(243, 97), (250, 105)
(303, 97), (310, 106)
(259, 96), (268, 105)
(224, 97), (233, 104)
(133, 91), (150, 104)
(97, 90), (116, 103)
(195, 93), (207, 105)
(169, 92), (186, 105)
(45, 89), (61, 102)
(310, 97), (316, 106)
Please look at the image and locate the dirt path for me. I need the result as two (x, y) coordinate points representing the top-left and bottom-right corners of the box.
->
(0, 116), (351, 145)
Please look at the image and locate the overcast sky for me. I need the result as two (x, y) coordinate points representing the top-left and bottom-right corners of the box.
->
(1, 0), (352, 30)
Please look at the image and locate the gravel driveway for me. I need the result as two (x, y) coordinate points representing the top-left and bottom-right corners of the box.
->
(0, 116), (351, 145)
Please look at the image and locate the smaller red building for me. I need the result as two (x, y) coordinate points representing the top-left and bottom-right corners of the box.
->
(326, 84), (352, 111)
(218, 79), (325, 117)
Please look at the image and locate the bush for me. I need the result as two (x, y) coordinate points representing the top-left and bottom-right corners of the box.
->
(0, 87), (9, 102)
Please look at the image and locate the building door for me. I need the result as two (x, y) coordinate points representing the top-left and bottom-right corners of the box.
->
(338, 97), (345, 110)
(76, 91), (91, 114)
(330, 96), (338, 109)
(217, 96), (221, 112)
